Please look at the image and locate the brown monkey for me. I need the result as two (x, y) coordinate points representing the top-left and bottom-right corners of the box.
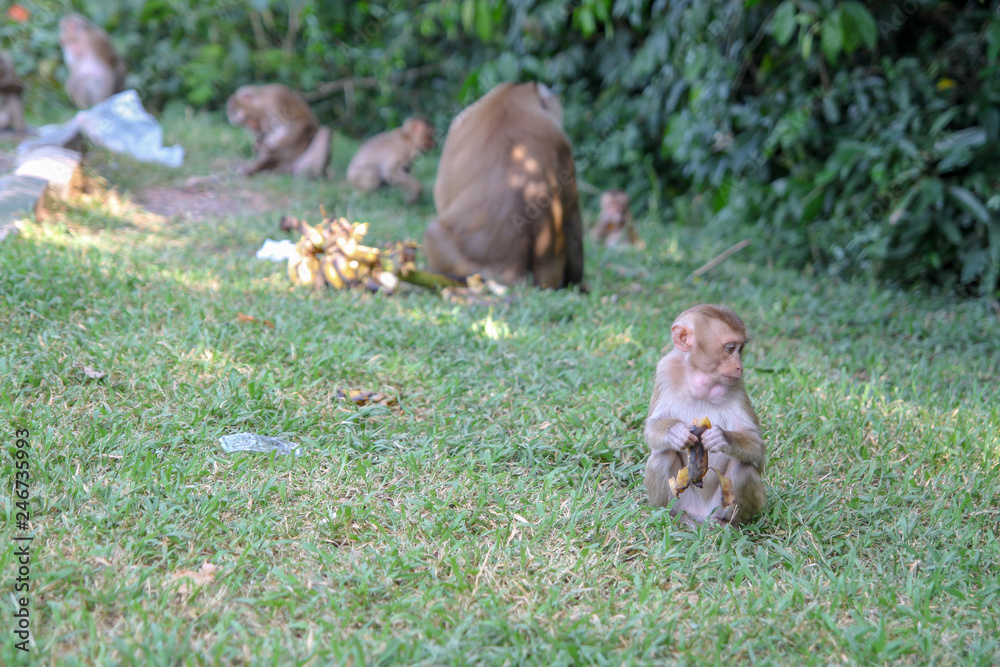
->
(290, 126), (333, 178)
(226, 84), (330, 178)
(644, 304), (766, 527)
(59, 14), (126, 109)
(592, 189), (643, 249)
(424, 82), (584, 288)
(0, 52), (24, 132)
(347, 116), (435, 204)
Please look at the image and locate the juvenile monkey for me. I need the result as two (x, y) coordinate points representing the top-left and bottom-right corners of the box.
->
(226, 84), (330, 178)
(59, 14), (126, 109)
(592, 189), (643, 249)
(0, 52), (24, 132)
(347, 115), (435, 204)
(644, 304), (766, 527)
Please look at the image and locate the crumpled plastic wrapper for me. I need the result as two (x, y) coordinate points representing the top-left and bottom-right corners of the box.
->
(22, 90), (184, 167)
(219, 433), (302, 457)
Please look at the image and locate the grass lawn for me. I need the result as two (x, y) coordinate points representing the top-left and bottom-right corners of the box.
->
(1, 105), (998, 665)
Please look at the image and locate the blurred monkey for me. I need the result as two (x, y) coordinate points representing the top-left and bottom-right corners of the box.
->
(226, 84), (330, 178)
(425, 82), (584, 288)
(347, 115), (435, 204)
(592, 189), (643, 249)
(59, 14), (125, 109)
(0, 52), (25, 131)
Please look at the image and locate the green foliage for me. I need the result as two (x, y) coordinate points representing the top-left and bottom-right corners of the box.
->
(770, 0), (877, 63)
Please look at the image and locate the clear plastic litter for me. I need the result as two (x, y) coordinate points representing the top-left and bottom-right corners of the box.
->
(219, 433), (303, 456)
(17, 120), (82, 156)
(75, 90), (184, 167)
(256, 239), (299, 262)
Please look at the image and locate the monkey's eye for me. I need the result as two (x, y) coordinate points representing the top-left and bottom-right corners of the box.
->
(724, 343), (738, 355)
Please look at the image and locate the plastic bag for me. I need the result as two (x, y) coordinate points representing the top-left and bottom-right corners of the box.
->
(75, 90), (184, 167)
(256, 239), (299, 262)
(219, 433), (302, 457)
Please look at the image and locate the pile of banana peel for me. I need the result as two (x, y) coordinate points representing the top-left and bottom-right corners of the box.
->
(279, 213), (511, 302)
(280, 214), (421, 294)
(280, 213), (510, 302)
(669, 417), (735, 509)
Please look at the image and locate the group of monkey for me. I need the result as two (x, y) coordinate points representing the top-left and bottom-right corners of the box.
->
(224, 80), (641, 289)
(1, 15), (639, 286)
(1, 15), (767, 527)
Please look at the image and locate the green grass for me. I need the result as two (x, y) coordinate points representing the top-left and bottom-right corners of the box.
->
(1, 105), (999, 666)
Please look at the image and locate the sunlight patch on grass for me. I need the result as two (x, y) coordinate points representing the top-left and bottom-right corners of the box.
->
(472, 313), (514, 341)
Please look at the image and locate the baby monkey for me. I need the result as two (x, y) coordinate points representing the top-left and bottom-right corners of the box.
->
(644, 304), (766, 527)
(347, 115), (435, 204)
(591, 189), (643, 249)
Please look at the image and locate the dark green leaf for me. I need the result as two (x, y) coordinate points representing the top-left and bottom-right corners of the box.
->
(821, 8), (844, 64)
(936, 219), (964, 246)
(947, 186), (991, 225)
(987, 18), (1000, 63)
(842, 1), (877, 51)
(577, 7), (597, 37)
(772, 2), (797, 46)
(934, 128), (988, 153)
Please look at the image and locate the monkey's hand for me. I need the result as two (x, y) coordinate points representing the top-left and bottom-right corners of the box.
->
(667, 422), (699, 452)
(701, 426), (729, 453)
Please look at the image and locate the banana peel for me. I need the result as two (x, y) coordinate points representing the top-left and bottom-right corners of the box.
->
(668, 466), (690, 497)
(288, 240), (321, 286)
(336, 389), (397, 408)
(687, 417), (711, 488)
(669, 416), (736, 509)
(719, 473), (735, 508)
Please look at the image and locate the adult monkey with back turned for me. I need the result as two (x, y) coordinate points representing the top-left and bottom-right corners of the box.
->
(425, 82), (584, 289)
(644, 304), (766, 527)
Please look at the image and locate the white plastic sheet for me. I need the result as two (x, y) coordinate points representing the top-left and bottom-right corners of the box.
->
(75, 90), (184, 167)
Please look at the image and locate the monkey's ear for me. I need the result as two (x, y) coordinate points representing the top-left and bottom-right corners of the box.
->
(671, 322), (693, 352)
(536, 83), (564, 125)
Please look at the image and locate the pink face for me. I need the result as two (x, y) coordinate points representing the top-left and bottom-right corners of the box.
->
(704, 326), (745, 383)
(59, 18), (86, 56)
(673, 317), (747, 388)
(600, 192), (628, 225)
(226, 88), (260, 130)
(419, 128), (436, 152)
(405, 118), (435, 152)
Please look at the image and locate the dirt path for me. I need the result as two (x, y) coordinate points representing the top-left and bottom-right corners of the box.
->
(138, 184), (284, 221)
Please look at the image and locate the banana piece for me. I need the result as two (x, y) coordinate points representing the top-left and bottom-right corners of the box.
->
(321, 253), (358, 289)
(287, 240), (321, 286)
